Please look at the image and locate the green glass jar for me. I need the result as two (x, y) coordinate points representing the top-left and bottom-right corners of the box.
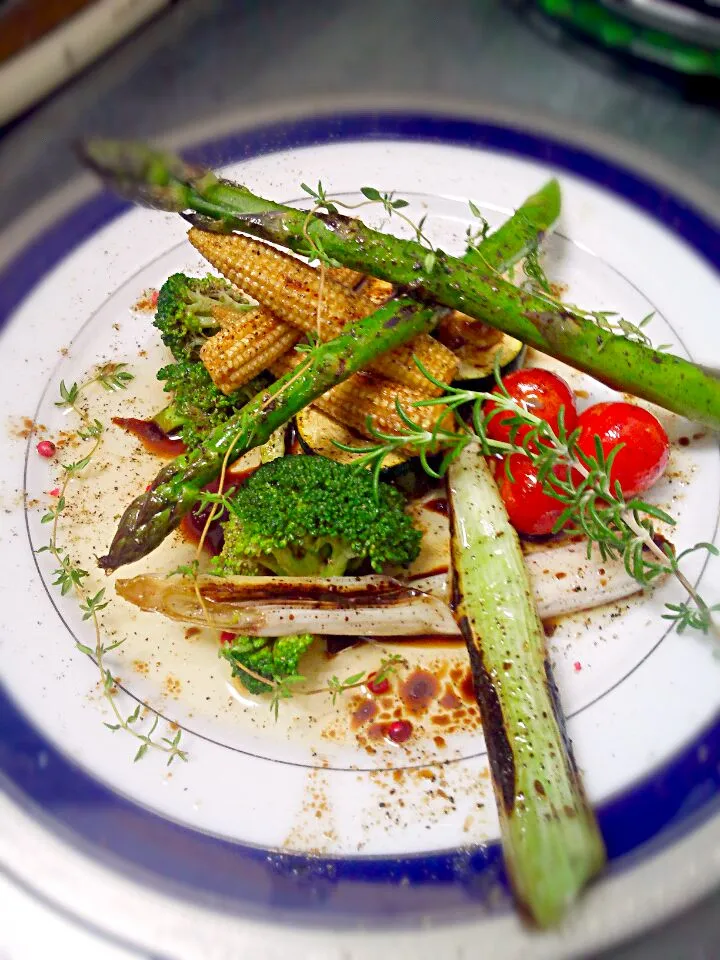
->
(530, 0), (720, 77)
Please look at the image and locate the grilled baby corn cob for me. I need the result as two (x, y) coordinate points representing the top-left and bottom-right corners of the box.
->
(201, 305), (301, 394)
(356, 276), (395, 305)
(326, 265), (366, 289)
(188, 229), (457, 394)
(270, 353), (453, 449)
(328, 267), (394, 305)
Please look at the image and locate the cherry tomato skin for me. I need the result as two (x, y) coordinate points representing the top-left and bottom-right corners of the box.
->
(494, 455), (567, 536)
(576, 402), (669, 498)
(484, 368), (578, 448)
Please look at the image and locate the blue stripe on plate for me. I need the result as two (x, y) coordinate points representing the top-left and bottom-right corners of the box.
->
(1, 112), (719, 923)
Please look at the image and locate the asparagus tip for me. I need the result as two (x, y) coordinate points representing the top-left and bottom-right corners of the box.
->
(77, 138), (201, 213)
(180, 211), (234, 234)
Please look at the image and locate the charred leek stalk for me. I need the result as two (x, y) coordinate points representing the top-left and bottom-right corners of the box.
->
(447, 444), (606, 926)
(115, 574), (458, 634)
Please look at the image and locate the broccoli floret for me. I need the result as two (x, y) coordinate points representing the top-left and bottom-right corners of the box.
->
(220, 633), (314, 694)
(153, 272), (252, 363)
(212, 454), (421, 578)
(150, 272), (269, 448)
(154, 359), (266, 449)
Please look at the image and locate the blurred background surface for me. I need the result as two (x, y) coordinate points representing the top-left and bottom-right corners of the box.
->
(0, 1), (719, 958)
(0, 0), (719, 229)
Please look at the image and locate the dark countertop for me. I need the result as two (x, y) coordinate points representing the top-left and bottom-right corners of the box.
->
(1, 1), (719, 957)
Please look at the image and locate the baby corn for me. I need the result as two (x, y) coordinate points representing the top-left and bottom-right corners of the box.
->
(270, 353), (453, 449)
(188, 229), (457, 394)
(356, 276), (395, 305)
(326, 265), (365, 289)
(328, 267), (394, 304)
(212, 305), (254, 328)
(201, 306), (301, 394)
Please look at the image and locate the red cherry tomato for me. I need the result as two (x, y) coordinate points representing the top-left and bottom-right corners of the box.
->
(484, 368), (578, 448)
(494, 455), (567, 536)
(576, 402), (669, 498)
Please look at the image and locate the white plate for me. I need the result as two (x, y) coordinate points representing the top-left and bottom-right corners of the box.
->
(1, 105), (720, 959)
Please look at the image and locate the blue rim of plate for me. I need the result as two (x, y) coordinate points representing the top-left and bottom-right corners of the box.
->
(1, 111), (720, 926)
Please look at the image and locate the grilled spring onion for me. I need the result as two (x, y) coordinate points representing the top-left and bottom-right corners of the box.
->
(447, 444), (606, 926)
(115, 540), (655, 635)
(115, 574), (458, 635)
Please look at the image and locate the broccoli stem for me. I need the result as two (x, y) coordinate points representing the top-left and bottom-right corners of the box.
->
(99, 297), (443, 570)
(448, 444), (606, 926)
(79, 139), (720, 430)
(263, 542), (359, 579)
(152, 403), (183, 435)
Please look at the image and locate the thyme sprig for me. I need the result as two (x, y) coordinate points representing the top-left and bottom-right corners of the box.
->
(338, 362), (719, 639)
(299, 181), (437, 272)
(522, 247), (673, 352)
(295, 330), (321, 355)
(463, 200), (491, 260)
(268, 652), (407, 720)
(38, 365), (187, 764)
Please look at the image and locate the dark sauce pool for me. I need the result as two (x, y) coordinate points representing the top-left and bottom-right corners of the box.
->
(180, 466), (258, 555)
(113, 417), (185, 457)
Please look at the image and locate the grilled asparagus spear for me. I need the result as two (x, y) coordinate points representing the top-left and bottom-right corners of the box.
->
(99, 297), (444, 569)
(92, 166), (566, 569)
(79, 139), (720, 430)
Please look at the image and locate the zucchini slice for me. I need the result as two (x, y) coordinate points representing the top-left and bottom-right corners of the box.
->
(453, 334), (525, 390)
(259, 424), (287, 463)
(296, 406), (411, 476)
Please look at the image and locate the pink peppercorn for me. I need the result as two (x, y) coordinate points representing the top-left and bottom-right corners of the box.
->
(220, 631), (237, 645)
(573, 661), (582, 672)
(386, 720), (413, 743)
(36, 440), (56, 458)
(48, 487), (60, 497)
(366, 672), (390, 696)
